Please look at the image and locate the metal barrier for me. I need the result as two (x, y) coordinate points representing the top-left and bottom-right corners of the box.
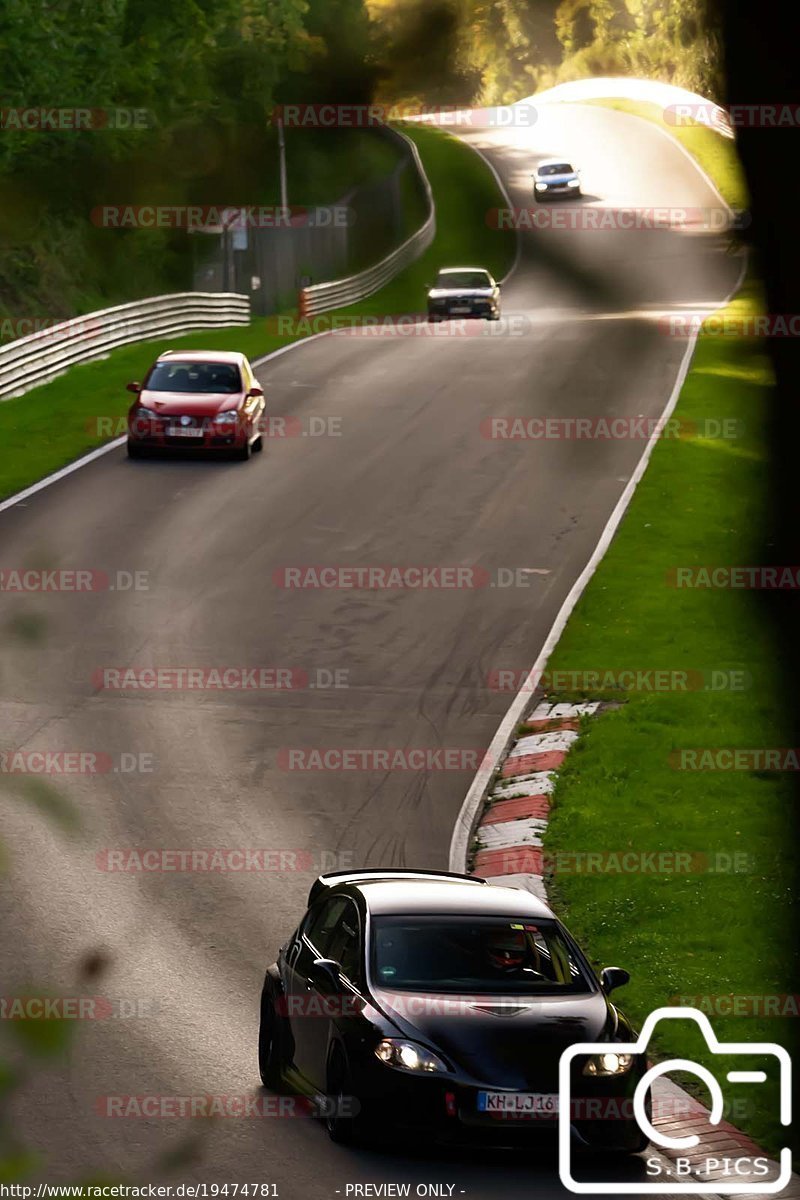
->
(299, 131), (435, 317)
(0, 292), (250, 401)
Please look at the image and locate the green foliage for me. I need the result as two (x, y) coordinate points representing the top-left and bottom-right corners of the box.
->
(368, 0), (723, 105)
(0, 0), (381, 321)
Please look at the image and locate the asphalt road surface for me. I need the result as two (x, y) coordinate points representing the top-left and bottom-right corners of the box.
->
(0, 102), (741, 1198)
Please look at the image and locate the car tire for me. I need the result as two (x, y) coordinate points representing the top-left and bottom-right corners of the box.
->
(258, 988), (288, 1090)
(325, 1048), (365, 1145)
(126, 441), (146, 459)
(252, 435), (264, 453)
(233, 438), (252, 462)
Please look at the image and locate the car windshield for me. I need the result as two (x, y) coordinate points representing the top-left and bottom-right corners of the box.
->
(146, 360), (242, 394)
(435, 271), (491, 289)
(539, 163), (574, 176)
(371, 915), (591, 994)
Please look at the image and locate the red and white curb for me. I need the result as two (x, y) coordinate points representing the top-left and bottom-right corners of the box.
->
(466, 696), (795, 1195)
(470, 699), (599, 895)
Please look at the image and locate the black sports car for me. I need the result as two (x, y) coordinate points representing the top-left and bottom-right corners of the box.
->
(258, 869), (649, 1151)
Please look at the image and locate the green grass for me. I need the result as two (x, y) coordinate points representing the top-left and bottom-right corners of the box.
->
(542, 276), (795, 1156)
(580, 97), (749, 211)
(0, 125), (514, 501)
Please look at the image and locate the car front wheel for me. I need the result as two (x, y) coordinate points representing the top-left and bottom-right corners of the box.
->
(325, 1048), (366, 1145)
(258, 989), (288, 1089)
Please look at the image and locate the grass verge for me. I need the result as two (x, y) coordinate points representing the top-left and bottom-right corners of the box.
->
(0, 125), (514, 502)
(542, 274), (794, 1156)
(580, 97), (749, 211)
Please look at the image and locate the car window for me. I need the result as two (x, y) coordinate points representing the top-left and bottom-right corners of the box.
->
(435, 271), (492, 289)
(145, 360), (242, 394)
(371, 915), (589, 994)
(327, 900), (362, 982)
(303, 896), (350, 958)
(539, 163), (573, 176)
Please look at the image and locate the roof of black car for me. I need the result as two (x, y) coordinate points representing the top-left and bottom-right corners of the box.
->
(354, 878), (553, 919)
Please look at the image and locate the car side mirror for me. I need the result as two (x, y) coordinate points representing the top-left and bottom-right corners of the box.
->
(309, 958), (343, 993)
(248, 386), (264, 397)
(126, 381), (141, 394)
(601, 966), (630, 995)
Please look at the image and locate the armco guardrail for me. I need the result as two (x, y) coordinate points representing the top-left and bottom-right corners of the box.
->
(0, 292), (250, 401)
(299, 131), (435, 317)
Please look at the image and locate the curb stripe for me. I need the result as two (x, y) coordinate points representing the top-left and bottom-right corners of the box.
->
(501, 750), (567, 777)
(484, 795), (551, 823)
(476, 818), (547, 849)
(490, 772), (556, 800)
(508, 730), (580, 757)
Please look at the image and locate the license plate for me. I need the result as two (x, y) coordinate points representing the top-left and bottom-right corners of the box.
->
(169, 426), (204, 438)
(451, 305), (471, 314)
(477, 1092), (559, 1115)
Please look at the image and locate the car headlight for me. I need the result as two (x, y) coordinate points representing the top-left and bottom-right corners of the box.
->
(583, 1052), (634, 1077)
(569, 178), (580, 186)
(133, 407), (158, 420)
(213, 410), (239, 424)
(374, 1039), (449, 1074)
(535, 182), (548, 191)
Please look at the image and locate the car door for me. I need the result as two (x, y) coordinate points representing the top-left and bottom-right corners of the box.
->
(242, 357), (264, 437)
(285, 894), (350, 1085)
(304, 897), (364, 1088)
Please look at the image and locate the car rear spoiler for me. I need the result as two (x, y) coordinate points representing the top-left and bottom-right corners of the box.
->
(306, 868), (486, 908)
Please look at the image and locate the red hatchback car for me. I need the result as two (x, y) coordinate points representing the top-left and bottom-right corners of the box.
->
(126, 350), (266, 461)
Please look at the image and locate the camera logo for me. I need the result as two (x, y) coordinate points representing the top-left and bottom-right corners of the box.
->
(558, 1007), (792, 1194)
